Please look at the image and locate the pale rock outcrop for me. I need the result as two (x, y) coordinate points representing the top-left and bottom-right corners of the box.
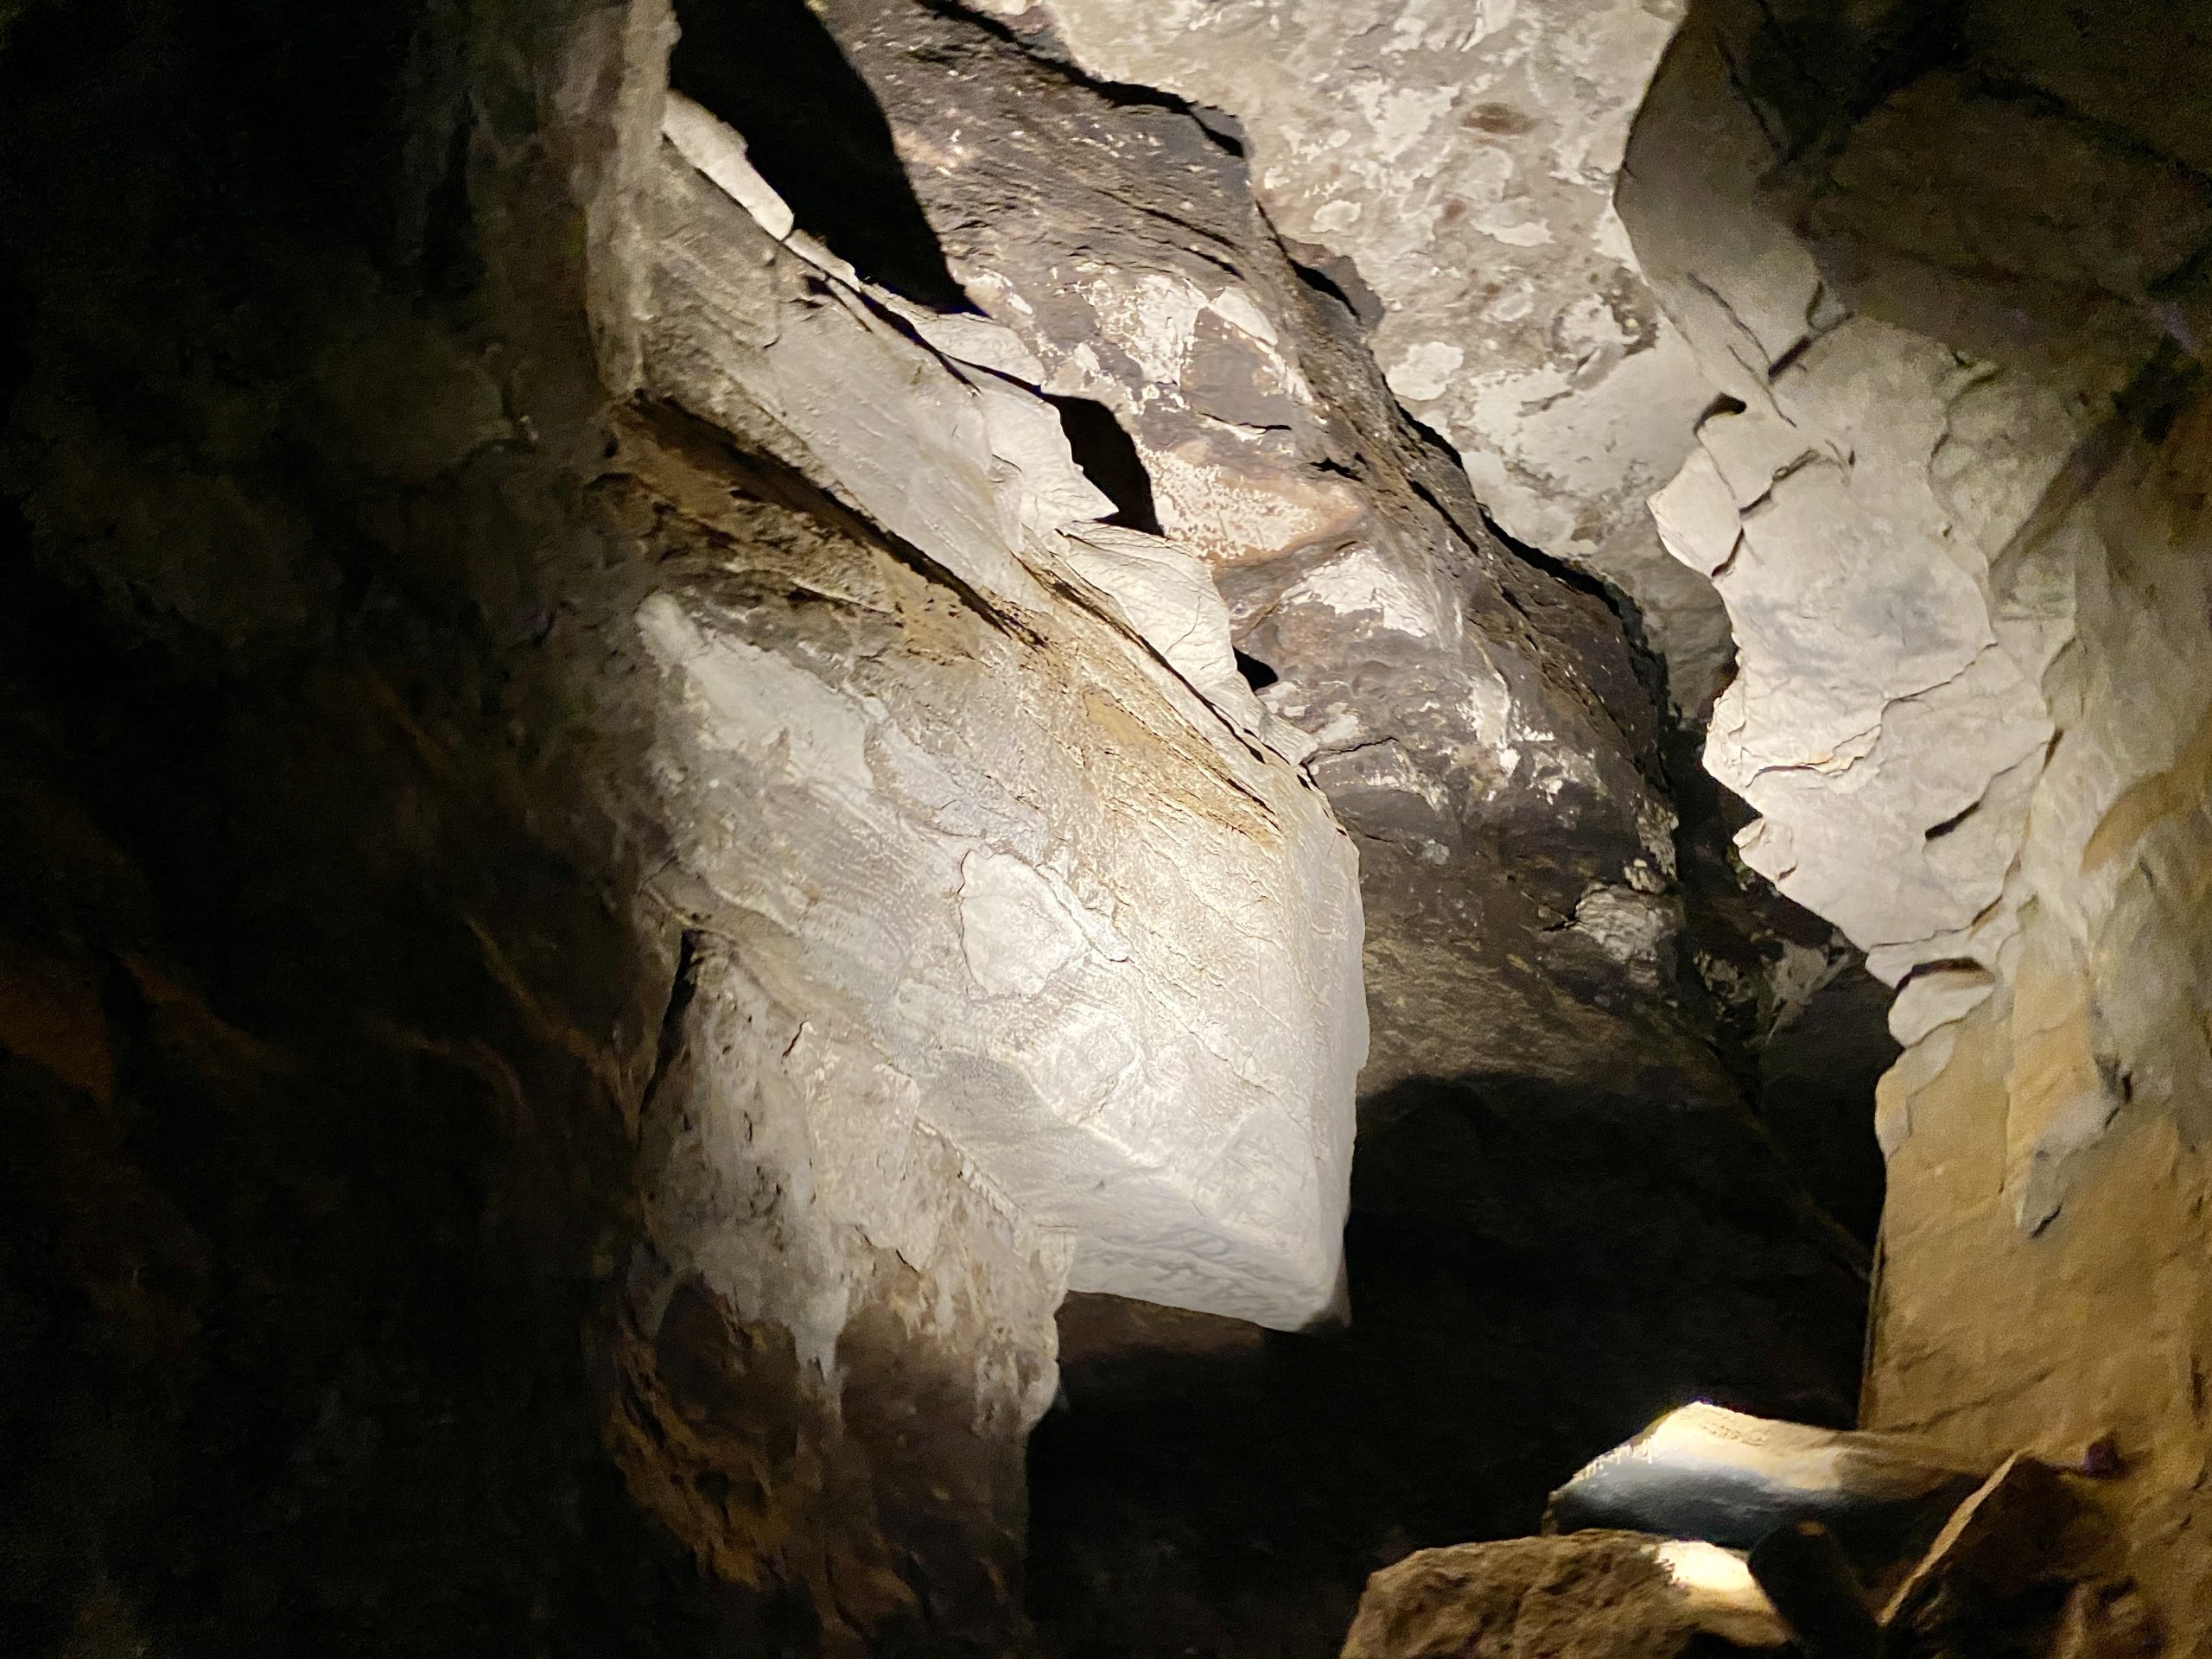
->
(1624, 1), (2212, 1638)
(756, 0), (1743, 1111)
(963, 0), (1733, 715)
(628, 93), (1368, 1331)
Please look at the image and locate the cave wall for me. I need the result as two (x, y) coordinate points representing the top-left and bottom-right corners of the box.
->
(1867, 381), (2212, 1632)
(0, 0), (2070, 1654)
(1621, 0), (2212, 1640)
(957, 0), (1734, 720)
(0, 0), (1370, 1649)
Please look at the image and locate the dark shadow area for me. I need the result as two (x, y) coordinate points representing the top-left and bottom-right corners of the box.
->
(1027, 1077), (1869, 1659)
(1046, 393), (1160, 534)
(1280, 235), (1388, 331)
(1758, 967), (1896, 1245)
(0, 6), (741, 1655)
(671, 0), (969, 310)
(1232, 650), (1279, 692)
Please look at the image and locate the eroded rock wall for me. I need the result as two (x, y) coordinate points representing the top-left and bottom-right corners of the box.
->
(630, 112), (1367, 1330)
(738, 0), (1744, 1113)
(1866, 383), (2212, 1631)
(0, 0), (1369, 1649)
(1623, 2), (2212, 1639)
(959, 0), (1733, 718)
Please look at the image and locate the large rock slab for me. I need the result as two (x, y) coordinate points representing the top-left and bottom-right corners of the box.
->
(765, 0), (1743, 1112)
(626, 101), (1368, 1329)
(1546, 1403), (1983, 1564)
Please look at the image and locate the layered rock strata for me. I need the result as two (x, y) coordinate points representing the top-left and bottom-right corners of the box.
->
(2, 0), (1369, 1647)
(634, 92), (1367, 1331)
(751, 0), (1749, 1110)
(960, 0), (1733, 718)
(1622, 0), (2212, 1639)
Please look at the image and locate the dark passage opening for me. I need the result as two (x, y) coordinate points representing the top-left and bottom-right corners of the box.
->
(1233, 650), (1279, 691)
(669, 0), (970, 311)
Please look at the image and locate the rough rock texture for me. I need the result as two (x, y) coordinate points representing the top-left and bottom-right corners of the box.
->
(1622, 1), (2212, 1644)
(906, 0), (1892, 1232)
(1340, 1532), (1786, 1659)
(960, 0), (1733, 717)
(741, 0), (1746, 1118)
(643, 10), (1871, 1656)
(1864, 384), (2212, 1640)
(632, 111), (1367, 1328)
(0, 0), (1372, 1649)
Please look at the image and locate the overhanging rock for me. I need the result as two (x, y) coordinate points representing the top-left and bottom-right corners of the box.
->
(622, 99), (1368, 1328)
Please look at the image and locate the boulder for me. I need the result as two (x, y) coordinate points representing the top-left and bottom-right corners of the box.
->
(1341, 1532), (1788, 1658)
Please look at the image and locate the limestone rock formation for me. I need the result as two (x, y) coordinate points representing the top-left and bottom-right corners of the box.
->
(1341, 1532), (1789, 1658)
(1623, 1), (2212, 1641)
(1, 0), (1368, 1646)
(632, 97), (1367, 1329)
(709, 0), (1748, 1115)
(960, 0), (1733, 718)
(40, 0), (2212, 1654)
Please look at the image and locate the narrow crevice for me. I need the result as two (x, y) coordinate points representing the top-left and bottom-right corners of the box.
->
(1232, 649), (1279, 692)
(1046, 393), (1161, 534)
(641, 929), (704, 1120)
(670, 0), (971, 310)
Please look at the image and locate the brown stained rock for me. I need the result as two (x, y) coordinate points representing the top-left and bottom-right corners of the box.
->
(1872, 1455), (2106, 1659)
(1630, 15), (2212, 1649)
(1341, 1533), (1785, 1659)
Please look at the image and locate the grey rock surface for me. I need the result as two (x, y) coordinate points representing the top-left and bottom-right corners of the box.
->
(628, 104), (1369, 1329)
(787, 0), (1744, 1111)
(964, 0), (1733, 716)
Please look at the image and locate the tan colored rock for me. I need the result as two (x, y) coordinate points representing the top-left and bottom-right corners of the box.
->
(1878, 1454), (2080, 1645)
(1340, 1532), (1788, 1658)
(1621, 14), (2212, 1647)
(971, 0), (1731, 714)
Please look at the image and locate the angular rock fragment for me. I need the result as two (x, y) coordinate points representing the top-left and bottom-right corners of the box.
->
(1878, 1455), (2085, 1657)
(1340, 1531), (1788, 1658)
(1546, 1403), (1985, 1564)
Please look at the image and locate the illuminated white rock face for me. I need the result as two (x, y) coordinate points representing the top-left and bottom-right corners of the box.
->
(968, 0), (1732, 715)
(626, 104), (1366, 1329)
(1623, 12), (2212, 1637)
